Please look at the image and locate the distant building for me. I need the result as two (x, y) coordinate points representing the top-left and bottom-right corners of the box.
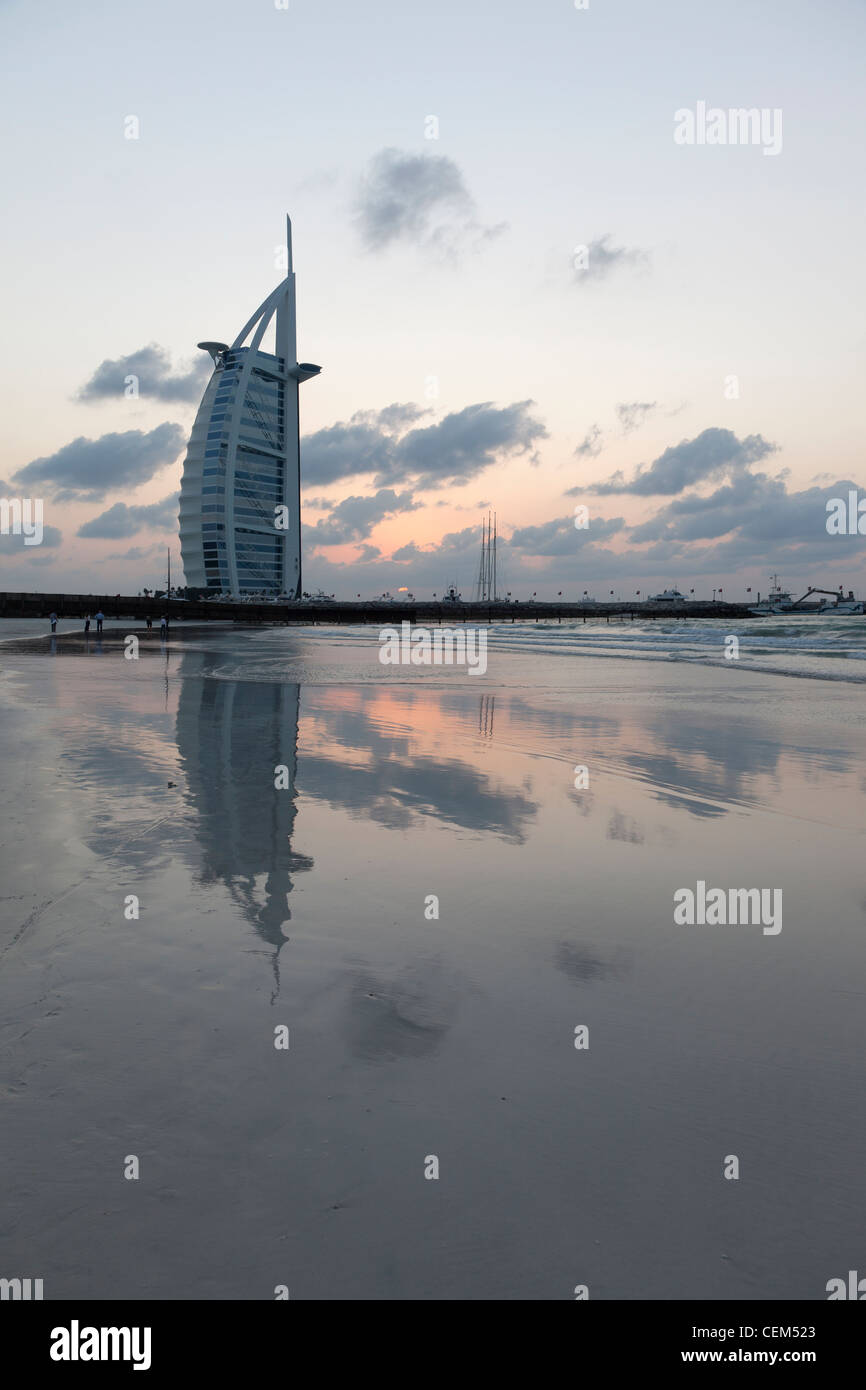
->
(179, 219), (321, 598)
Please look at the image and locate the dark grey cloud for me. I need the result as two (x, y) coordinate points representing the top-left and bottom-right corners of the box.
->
(390, 541), (424, 563)
(391, 527), (479, 568)
(309, 489), (419, 546)
(301, 474), (866, 594)
(632, 474), (866, 550)
(77, 345), (210, 403)
(575, 425), (603, 458)
(302, 399), (546, 491)
(356, 544), (381, 563)
(590, 428), (777, 496)
(0, 525), (62, 553)
(354, 148), (507, 259)
(573, 234), (649, 285)
(381, 400), (547, 489)
(13, 423), (186, 503)
(300, 404), (413, 488)
(508, 514), (624, 557)
(616, 401), (657, 436)
(299, 440), (866, 595)
(105, 544), (165, 562)
(376, 402), (430, 433)
(77, 493), (179, 539)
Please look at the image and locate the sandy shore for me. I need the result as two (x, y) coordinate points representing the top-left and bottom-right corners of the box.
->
(1, 634), (865, 1299)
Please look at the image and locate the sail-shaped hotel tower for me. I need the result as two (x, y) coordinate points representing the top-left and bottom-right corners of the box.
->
(179, 219), (320, 598)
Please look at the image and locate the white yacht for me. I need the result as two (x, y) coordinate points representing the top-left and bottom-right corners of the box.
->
(647, 587), (688, 604)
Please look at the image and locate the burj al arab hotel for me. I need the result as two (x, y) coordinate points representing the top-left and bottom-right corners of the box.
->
(178, 219), (320, 598)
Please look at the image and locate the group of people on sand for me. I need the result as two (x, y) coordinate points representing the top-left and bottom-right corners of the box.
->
(48, 611), (168, 637)
(49, 610), (103, 634)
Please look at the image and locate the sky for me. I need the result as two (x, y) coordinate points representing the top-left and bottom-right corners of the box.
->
(1, 0), (865, 599)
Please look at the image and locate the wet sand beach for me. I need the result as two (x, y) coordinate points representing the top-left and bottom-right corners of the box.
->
(1, 625), (865, 1299)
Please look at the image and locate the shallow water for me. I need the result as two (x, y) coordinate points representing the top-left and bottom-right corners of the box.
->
(0, 631), (864, 1299)
(5, 612), (866, 684)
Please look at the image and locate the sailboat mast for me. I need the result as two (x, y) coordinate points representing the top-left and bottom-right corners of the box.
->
(486, 510), (491, 600)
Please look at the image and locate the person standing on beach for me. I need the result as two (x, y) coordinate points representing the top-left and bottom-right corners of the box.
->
(146, 615), (153, 631)
(95, 610), (104, 634)
(49, 612), (57, 633)
(160, 615), (167, 636)
(84, 615), (91, 634)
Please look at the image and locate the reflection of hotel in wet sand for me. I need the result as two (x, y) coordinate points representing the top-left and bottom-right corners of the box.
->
(174, 651), (312, 997)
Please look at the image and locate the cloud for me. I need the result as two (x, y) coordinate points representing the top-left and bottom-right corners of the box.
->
(354, 148), (507, 259)
(77, 493), (179, 539)
(590, 428), (777, 496)
(300, 404), (414, 488)
(392, 527), (479, 568)
(376, 402), (430, 433)
(0, 525), (62, 553)
(573, 234), (649, 285)
(356, 544), (381, 562)
(302, 399), (546, 491)
(508, 514), (624, 557)
(104, 544), (166, 561)
(294, 463), (866, 595)
(574, 425), (603, 459)
(77, 345), (210, 403)
(630, 473), (866, 549)
(381, 400), (547, 489)
(13, 423), (186, 503)
(309, 489), (419, 546)
(616, 401), (657, 436)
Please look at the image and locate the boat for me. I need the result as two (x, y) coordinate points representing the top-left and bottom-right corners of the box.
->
(816, 593), (865, 615)
(748, 576), (795, 615)
(647, 587), (688, 604)
(749, 577), (865, 616)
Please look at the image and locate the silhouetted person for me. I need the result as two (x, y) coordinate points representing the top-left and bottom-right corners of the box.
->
(146, 615), (153, 631)
(160, 615), (167, 636)
(49, 612), (57, 633)
(94, 610), (104, 634)
(84, 615), (91, 635)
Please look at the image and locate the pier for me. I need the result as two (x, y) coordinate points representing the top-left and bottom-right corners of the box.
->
(0, 591), (757, 625)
